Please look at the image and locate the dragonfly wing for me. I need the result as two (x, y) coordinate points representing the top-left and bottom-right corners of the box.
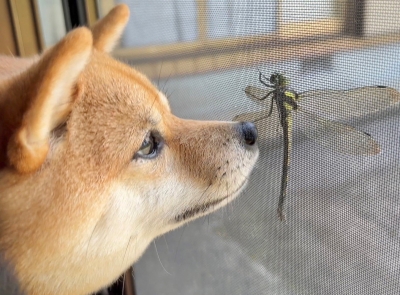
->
(234, 110), (265, 122)
(299, 86), (400, 120)
(296, 109), (380, 155)
(244, 86), (271, 106)
(233, 109), (279, 140)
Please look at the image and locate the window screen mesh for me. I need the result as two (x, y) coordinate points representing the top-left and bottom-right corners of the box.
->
(114, 1), (400, 294)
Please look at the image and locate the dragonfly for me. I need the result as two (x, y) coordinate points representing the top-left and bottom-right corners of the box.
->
(234, 71), (400, 221)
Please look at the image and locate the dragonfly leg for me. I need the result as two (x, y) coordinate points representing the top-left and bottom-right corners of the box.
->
(252, 94), (275, 124)
(267, 94), (274, 116)
(259, 70), (270, 82)
(257, 90), (275, 102)
(258, 71), (274, 88)
(277, 206), (286, 221)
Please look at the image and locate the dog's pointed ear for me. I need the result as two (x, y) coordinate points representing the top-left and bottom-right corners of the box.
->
(7, 27), (92, 174)
(91, 4), (130, 53)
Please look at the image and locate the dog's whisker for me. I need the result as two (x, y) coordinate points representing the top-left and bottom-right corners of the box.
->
(163, 71), (172, 93)
(225, 182), (231, 219)
(144, 94), (159, 121)
(153, 240), (172, 275)
(201, 214), (208, 226)
(236, 165), (251, 181)
(205, 183), (220, 225)
(199, 181), (213, 200)
(131, 266), (136, 280)
(174, 223), (188, 262)
(122, 235), (133, 265)
(133, 236), (138, 269)
(121, 271), (126, 295)
(165, 88), (175, 100)
(162, 82), (172, 103)
(157, 60), (163, 90)
(85, 220), (99, 258)
(163, 235), (170, 255)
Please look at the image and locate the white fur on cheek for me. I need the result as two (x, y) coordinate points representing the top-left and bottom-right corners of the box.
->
(84, 186), (152, 264)
(82, 143), (258, 275)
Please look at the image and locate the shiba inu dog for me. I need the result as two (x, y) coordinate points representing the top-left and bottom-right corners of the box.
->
(0, 4), (258, 295)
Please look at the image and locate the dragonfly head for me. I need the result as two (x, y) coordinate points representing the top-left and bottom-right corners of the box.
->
(270, 73), (289, 87)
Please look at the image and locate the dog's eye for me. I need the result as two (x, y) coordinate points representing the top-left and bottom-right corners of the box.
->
(139, 137), (155, 156)
(135, 131), (162, 159)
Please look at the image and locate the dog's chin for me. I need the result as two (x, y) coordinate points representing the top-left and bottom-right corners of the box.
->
(174, 180), (248, 223)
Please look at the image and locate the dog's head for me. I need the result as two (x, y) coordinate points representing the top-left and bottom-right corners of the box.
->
(0, 5), (258, 295)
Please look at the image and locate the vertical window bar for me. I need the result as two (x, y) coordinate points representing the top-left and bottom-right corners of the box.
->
(62, 0), (73, 31)
(173, 1), (183, 42)
(197, 0), (207, 41)
(276, 0), (283, 34)
(62, 0), (88, 29)
(344, 0), (365, 36)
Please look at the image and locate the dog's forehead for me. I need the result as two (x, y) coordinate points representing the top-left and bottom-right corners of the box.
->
(65, 55), (172, 166)
(81, 53), (170, 121)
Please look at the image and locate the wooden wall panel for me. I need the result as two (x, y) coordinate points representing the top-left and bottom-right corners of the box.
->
(0, 0), (17, 55)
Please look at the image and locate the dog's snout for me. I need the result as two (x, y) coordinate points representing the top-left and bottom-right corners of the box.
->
(237, 122), (258, 146)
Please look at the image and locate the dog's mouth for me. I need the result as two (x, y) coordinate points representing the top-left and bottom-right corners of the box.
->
(174, 196), (228, 222)
(174, 180), (247, 222)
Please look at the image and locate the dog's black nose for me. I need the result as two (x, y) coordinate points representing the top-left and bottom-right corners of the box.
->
(237, 121), (258, 146)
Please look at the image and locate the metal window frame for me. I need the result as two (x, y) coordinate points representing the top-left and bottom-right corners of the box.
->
(93, 0), (400, 79)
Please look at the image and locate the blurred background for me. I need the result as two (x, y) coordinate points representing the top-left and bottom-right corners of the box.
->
(2, 0), (400, 294)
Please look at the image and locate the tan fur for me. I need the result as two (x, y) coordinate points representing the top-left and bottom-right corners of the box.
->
(0, 4), (258, 295)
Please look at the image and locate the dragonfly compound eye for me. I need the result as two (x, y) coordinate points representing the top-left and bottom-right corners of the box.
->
(270, 73), (289, 87)
(270, 73), (279, 84)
